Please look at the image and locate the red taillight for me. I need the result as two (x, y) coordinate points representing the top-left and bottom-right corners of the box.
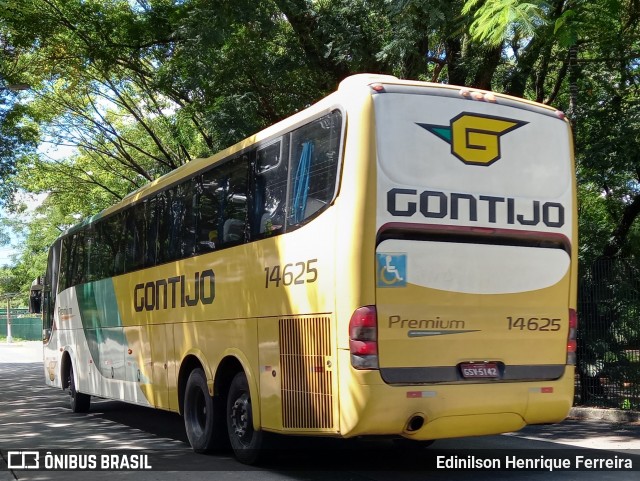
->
(567, 309), (578, 365)
(349, 306), (378, 370)
(350, 306), (376, 338)
(349, 340), (378, 356)
(569, 308), (578, 333)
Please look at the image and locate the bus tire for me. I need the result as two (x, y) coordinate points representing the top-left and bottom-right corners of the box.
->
(184, 368), (224, 453)
(68, 362), (90, 413)
(226, 371), (264, 465)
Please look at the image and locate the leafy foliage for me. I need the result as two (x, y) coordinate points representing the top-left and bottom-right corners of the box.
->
(0, 89), (37, 203)
(0, 0), (637, 301)
(463, 0), (548, 47)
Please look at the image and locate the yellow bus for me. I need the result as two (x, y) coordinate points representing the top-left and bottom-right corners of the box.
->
(34, 74), (577, 464)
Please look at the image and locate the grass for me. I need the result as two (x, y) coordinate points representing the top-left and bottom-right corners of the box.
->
(0, 335), (28, 342)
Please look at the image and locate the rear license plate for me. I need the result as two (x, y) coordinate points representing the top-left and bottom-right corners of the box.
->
(460, 362), (500, 379)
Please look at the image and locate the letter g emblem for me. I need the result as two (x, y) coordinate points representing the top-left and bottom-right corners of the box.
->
(417, 112), (527, 166)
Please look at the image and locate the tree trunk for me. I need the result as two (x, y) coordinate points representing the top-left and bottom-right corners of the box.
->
(471, 44), (503, 90)
(445, 38), (467, 86)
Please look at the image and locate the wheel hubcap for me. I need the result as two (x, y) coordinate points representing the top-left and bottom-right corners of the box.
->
(231, 393), (251, 442)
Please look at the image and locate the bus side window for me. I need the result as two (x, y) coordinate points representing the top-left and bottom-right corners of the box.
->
(165, 186), (183, 261)
(179, 179), (198, 258)
(108, 212), (126, 276)
(144, 197), (159, 267)
(93, 221), (111, 280)
(158, 186), (197, 263)
(198, 156), (249, 251)
(156, 191), (171, 263)
(59, 236), (70, 292)
(287, 110), (342, 227)
(70, 231), (86, 287)
(164, 179), (199, 261)
(252, 138), (287, 238)
(43, 239), (61, 341)
(85, 225), (98, 283)
(124, 204), (146, 272)
(221, 156), (249, 246)
(198, 172), (222, 253)
(154, 180), (198, 262)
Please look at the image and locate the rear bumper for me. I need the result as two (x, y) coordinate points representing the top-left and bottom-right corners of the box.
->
(337, 350), (574, 440)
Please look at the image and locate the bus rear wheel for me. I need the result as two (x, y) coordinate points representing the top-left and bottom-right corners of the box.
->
(184, 368), (225, 453)
(226, 371), (265, 465)
(68, 363), (90, 413)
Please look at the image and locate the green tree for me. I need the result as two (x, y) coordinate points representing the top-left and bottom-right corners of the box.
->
(0, 86), (37, 204)
(0, 0), (637, 292)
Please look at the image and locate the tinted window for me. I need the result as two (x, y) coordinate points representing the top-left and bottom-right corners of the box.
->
(106, 212), (126, 276)
(287, 110), (342, 226)
(144, 197), (160, 267)
(69, 232), (85, 288)
(85, 225), (99, 282)
(176, 180), (198, 259)
(252, 139), (288, 238)
(166, 187), (182, 261)
(197, 173), (219, 253)
(124, 205), (146, 272)
(44, 239), (61, 337)
(197, 156), (249, 251)
(55, 111), (342, 288)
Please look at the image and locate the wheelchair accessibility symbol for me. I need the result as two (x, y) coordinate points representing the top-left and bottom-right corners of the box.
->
(377, 253), (407, 288)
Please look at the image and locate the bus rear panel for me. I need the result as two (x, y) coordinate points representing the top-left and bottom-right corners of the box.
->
(341, 79), (575, 440)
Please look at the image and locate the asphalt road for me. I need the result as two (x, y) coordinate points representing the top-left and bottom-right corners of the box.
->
(1, 342), (640, 480)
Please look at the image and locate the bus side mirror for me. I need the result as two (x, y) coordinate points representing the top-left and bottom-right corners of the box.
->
(29, 277), (43, 314)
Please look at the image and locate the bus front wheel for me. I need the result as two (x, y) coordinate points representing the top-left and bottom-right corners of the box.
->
(227, 371), (264, 465)
(68, 363), (90, 413)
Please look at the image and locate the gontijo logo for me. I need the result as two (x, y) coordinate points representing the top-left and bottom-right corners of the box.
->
(417, 112), (527, 166)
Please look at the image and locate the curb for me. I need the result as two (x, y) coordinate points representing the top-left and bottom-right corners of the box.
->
(569, 406), (640, 424)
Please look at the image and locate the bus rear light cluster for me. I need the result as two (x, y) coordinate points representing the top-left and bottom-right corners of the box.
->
(567, 308), (578, 365)
(349, 306), (379, 370)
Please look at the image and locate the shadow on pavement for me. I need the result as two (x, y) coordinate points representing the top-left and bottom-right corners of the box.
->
(2, 363), (640, 479)
(0, 363), (189, 451)
(510, 418), (640, 450)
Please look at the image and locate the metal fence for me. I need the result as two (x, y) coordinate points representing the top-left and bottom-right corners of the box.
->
(0, 316), (42, 341)
(576, 258), (640, 409)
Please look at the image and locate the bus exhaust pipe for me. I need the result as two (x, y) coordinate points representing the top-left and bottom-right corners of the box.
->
(405, 414), (425, 433)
